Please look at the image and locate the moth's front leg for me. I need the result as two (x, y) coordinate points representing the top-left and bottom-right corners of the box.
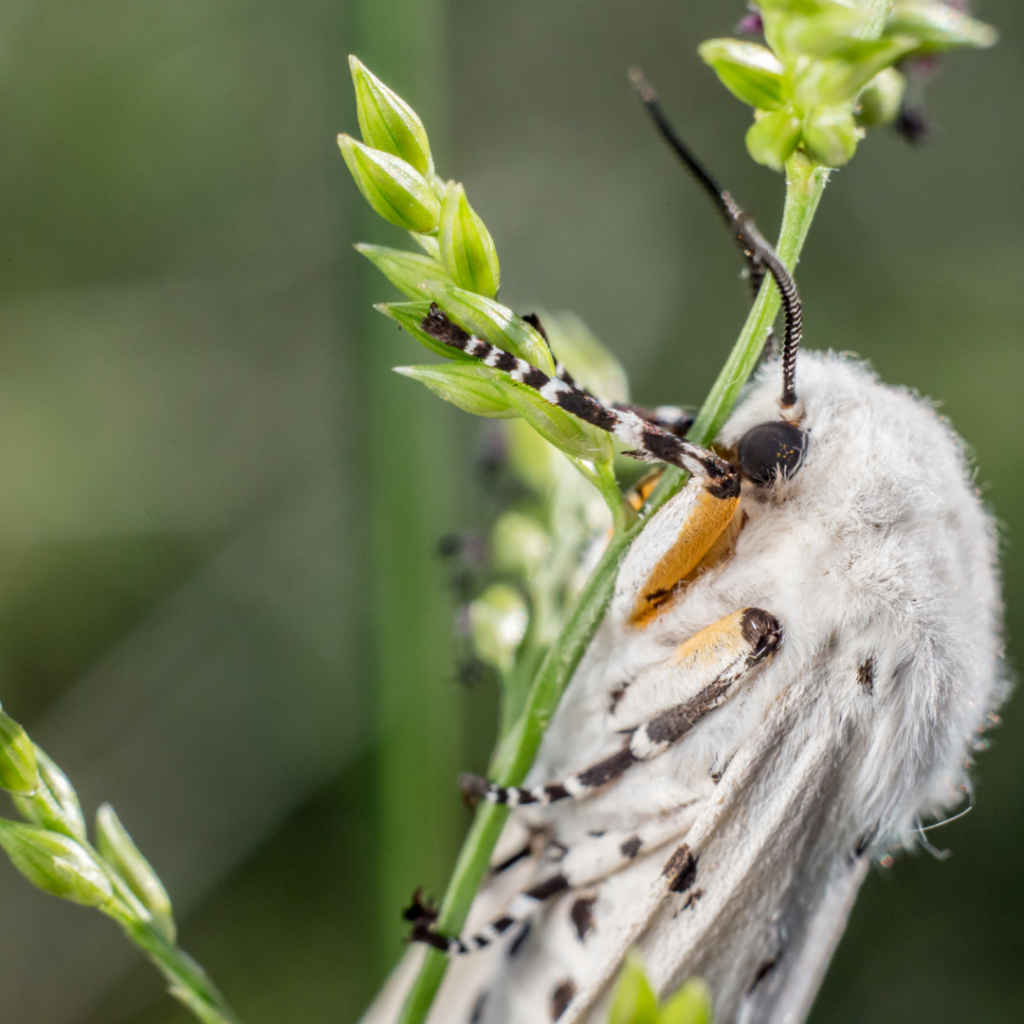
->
(460, 608), (782, 809)
(408, 805), (699, 955)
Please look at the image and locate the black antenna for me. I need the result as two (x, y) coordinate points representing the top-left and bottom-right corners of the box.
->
(629, 67), (802, 410)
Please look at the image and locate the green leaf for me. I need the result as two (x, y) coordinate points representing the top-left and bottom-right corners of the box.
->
(12, 746), (87, 842)
(887, 1), (998, 51)
(419, 282), (555, 372)
(468, 583), (529, 673)
(409, 353), (613, 462)
(97, 803), (177, 943)
(746, 110), (803, 171)
(541, 311), (630, 404)
(657, 979), (713, 1024)
(802, 104), (863, 166)
(856, 67), (906, 126)
(349, 55), (433, 175)
(0, 711), (39, 794)
(0, 819), (113, 907)
(608, 953), (658, 1024)
(394, 363), (518, 418)
(375, 301), (476, 361)
(356, 243), (452, 299)
(337, 134), (441, 233)
(698, 39), (787, 110)
(440, 181), (501, 298)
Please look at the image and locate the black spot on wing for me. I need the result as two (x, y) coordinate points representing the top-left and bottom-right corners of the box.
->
(663, 843), (698, 893)
(570, 896), (596, 941)
(747, 957), (778, 994)
(551, 980), (577, 1020)
(620, 836), (642, 859)
(526, 874), (570, 902)
(858, 656), (875, 695)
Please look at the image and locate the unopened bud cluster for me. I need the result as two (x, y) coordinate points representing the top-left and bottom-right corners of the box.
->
(342, 58), (630, 481)
(341, 57), (499, 296)
(0, 704), (177, 937)
(701, 0), (996, 170)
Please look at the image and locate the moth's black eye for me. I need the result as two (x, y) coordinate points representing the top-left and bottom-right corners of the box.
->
(737, 421), (808, 486)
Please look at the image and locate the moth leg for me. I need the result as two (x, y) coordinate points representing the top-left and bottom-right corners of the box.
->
(521, 313), (695, 437)
(408, 807), (698, 956)
(461, 608), (782, 808)
(420, 306), (737, 488)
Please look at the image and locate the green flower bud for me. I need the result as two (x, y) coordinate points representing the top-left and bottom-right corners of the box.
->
(772, 5), (873, 58)
(349, 55), (433, 176)
(0, 819), (113, 907)
(802, 105), (863, 167)
(0, 711), (39, 794)
(356, 243), (452, 299)
(608, 952), (658, 1024)
(469, 583), (528, 673)
(795, 37), (918, 107)
(746, 110), (803, 172)
(394, 364), (517, 419)
(657, 979), (713, 1024)
(856, 67), (906, 127)
(698, 39), (786, 110)
(492, 512), (551, 578)
(375, 301), (476, 362)
(337, 134), (441, 233)
(419, 283), (554, 372)
(440, 182), (501, 298)
(96, 803), (176, 942)
(887, 1), (998, 52)
(507, 419), (561, 495)
(541, 312), (629, 404)
(12, 747), (87, 842)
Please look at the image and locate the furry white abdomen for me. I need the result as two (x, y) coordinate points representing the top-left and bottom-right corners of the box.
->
(432, 352), (1003, 1024)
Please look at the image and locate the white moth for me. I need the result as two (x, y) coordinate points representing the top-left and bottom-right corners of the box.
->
(362, 85), (1004, 1024)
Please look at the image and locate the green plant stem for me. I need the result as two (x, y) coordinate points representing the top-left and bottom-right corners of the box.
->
(120, 919), (242, 1024)
(393, 154), (829, 1024)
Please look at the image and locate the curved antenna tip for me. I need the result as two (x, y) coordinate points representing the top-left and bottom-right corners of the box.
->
(628, 66), (656, 102)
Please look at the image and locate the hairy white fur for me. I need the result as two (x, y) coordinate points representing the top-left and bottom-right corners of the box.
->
(364, 351), (1004, 1024)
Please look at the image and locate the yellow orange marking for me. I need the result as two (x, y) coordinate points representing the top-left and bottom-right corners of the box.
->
(629, 492), (739, 628)
(673, 609), (748, 668)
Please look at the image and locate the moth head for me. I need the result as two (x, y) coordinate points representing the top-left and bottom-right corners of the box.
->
(737, 419), (808, 487)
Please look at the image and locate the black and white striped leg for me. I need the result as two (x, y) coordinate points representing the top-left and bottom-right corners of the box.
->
(460, 608), (782, 808)
(612, 403), (695, 438)
(409, 809), (698, 956)
(421, 306), (738, 496)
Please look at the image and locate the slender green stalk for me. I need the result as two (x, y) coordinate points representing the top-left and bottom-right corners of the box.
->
(120, 919), (241, 1024)
(353, 0), (465, 967)
(394, 155), (829, 1024)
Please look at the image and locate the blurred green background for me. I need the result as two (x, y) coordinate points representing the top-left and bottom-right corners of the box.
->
(0, 1), (1019, 1021)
